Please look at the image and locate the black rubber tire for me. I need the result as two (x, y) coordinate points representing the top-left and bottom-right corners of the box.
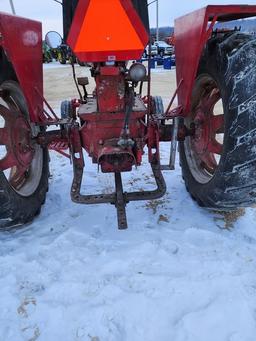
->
(0, 81), (49, 229)
(179, 32), (256, 209)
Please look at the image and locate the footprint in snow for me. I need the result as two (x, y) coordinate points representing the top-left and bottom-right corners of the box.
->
(17, 297), (41, 341)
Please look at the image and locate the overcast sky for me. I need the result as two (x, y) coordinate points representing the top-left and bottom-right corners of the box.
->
(0, 0), (256, 37)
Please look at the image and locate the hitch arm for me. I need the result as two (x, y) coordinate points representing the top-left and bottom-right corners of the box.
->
(71, 161), (166, 230)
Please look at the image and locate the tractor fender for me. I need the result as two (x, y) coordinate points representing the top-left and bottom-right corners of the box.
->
(174, 5), (256, 116)
(0, 12), (43, 123)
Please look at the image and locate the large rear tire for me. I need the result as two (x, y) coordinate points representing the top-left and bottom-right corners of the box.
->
(0, 81), (49, 229)
(179, 33), (256, 209)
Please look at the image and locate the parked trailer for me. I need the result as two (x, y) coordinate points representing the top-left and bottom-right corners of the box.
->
(0, 1), (256, 229)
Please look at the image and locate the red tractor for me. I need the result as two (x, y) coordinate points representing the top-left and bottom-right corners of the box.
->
(0, 1), (256, 229)
(166, 35), (175, 46)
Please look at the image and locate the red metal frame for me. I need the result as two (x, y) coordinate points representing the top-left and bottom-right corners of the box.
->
(175, 5), (256, 115)
(0, 13), (43, 123)
(78, 63), (147, 172)
(67, 0), (149, 62)
(2, 4), (256, 229)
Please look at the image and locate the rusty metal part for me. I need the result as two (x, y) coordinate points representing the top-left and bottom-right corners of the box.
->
(36, 129), (70, 158)
(161, 117), (179, 171)
(114, 172), (128, 229)
(119, 86), (135, 143)
(170, 117), (179, 169)
(78, 85), (146, 172)
(36, 130), (68, 147)
(71, 149), (166, 229)
(98, 143), (136, 173)
(192, 87), (224, 173)
(149, 94), (183, 171)
(95, 67), (126, 113)
(185, 75), (225, 176)
(0, 104), (34, 173)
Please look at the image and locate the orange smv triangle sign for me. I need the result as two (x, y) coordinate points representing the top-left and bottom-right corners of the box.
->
(68, 0), (149, 62)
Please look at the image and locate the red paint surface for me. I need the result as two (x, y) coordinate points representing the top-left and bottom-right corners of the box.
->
(0, 13), (43, 122)
(175, 5), (256, 114)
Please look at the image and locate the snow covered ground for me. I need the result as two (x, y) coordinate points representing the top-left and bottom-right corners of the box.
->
(1, 65), (256, 341)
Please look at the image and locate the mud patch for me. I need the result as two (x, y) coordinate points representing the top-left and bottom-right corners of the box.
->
(214, 208), (246, 229)
(158, 214), (169, 224)
(145, 199), (168, 214)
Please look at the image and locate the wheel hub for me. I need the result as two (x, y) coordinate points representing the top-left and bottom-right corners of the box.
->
(11, 115), (35, 167)
(190, 84), (224, 174)
(193, 109), (210, 155)
(0, 104), (35, 175)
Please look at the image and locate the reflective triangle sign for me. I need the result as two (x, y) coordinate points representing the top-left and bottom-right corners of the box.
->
(68, 0), (149, 62)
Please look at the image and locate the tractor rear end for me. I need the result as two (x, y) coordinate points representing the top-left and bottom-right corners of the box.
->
(0, 1), (256, 230)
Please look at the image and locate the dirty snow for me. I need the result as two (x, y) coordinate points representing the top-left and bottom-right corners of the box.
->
(1, 148), (256, 341)
(1, 64), (256, 341)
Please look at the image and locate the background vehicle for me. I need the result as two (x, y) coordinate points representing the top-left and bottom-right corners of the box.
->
(143, 44), (158, 58)
(57, 43), (68, 64)
(57, 43), (76, 64)
(42, 40), (52, 63)
(0, 1), (256, 230)
(45, 31), (76, 65)
(154, 41), (174, 57)
(166, 35), (175, 46)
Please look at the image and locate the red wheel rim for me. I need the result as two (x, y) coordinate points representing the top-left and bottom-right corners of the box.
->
(0, 104), (34, 188)
(0, 87), (43, 196)
(184, 75), (225, 184)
